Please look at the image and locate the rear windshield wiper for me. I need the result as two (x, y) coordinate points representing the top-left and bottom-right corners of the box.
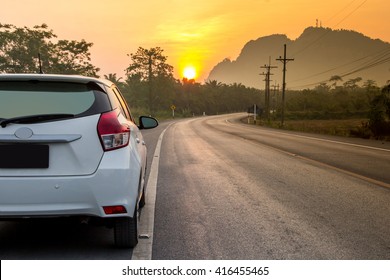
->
(0, 114), (75, 128)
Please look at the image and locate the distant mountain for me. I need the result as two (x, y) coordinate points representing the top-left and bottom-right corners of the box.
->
(207, 27), (390, 89)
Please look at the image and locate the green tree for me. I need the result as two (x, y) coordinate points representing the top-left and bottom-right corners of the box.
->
(125, 47), (173, 81)
(343, 77), (362, 91)
(0, 23), (99, 76)
(49, 39), (99, 76)
(329, 75), (343, 89)
(125, 47), (174, 114)
(122, 74), (148, 109)
(205, 80), (223, 89)
(368, 84), (390, 137)
(104, 73), (123, 85)
(314, 82), (331, 93)
(363, 79), (379, 92)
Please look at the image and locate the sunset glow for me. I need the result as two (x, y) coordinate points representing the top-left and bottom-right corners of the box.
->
(1, 0), (389, 83)
(183, 66), (197, 80)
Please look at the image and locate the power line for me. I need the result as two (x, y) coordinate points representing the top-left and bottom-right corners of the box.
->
(258, 0), (376, 91)
(287, 0), (386, 89)
(324, 0), (358, 25)
(333, 0), (368, 28)
(289, 61), (390, 89)
(292, 0), (368, 57)
(289, 47), (390, 85)
(289, 51), (390, 89)
(339, 52), (390, 78)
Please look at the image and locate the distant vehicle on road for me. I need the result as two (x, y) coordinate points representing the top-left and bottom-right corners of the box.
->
(0, 74), (158, 248)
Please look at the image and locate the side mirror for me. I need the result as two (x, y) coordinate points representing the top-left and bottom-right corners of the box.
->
(138, 116), (158, 129)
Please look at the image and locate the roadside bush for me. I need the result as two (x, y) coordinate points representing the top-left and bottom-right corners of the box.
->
(368, 85), (390, 138)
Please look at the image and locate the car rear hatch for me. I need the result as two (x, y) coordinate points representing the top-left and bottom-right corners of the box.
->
(0, 79), (112, 177)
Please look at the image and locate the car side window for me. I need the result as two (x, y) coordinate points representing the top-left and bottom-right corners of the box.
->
(112, 87), (134, 123)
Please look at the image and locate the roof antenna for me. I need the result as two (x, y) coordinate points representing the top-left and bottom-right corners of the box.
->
(38, 53), (44, 74)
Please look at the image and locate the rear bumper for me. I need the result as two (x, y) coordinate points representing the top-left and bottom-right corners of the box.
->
(0, 152), (141, 219)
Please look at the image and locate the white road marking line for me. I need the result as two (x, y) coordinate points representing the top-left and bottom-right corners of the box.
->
(272, 130), (390, 152)
(224, 115), (390, 189)
(225, 116), (390, 152)
(131, 127), (169, 260)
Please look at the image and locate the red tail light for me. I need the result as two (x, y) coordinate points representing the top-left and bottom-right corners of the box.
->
(97, 111), (130, 151)
(103, 205), (127, 214)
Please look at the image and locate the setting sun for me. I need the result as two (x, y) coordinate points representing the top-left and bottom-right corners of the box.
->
(183, 66), (197, 80)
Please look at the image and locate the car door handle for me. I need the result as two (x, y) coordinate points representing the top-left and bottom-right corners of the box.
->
(136, 138), (140, 144)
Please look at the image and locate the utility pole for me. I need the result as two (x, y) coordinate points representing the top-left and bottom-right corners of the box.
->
(276, 44), (294, 127)
(148, 53), (153, 114)
(260, 57), (277, 122)
(271, 82), (279, 119)
(259, 71), (267, 119)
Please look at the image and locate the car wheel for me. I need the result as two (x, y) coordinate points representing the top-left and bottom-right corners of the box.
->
(139, 189), (146, 208)
(138, 168), (147, 208)
(114, 213), (138, 248)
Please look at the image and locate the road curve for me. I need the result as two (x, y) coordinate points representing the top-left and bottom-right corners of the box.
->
(212, 113), (390, 188)
(151, 114), (390, 259)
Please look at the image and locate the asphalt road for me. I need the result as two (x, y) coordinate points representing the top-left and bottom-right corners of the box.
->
(151, 114), (390, 259)
(1, 114), (389, 259)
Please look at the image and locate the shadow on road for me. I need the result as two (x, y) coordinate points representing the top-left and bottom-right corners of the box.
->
(0, 219), (133, 260)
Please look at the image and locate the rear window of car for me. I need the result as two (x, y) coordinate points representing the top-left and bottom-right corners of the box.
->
(0, 81), (111, 119)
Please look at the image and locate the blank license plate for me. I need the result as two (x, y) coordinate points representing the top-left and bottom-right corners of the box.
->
(0, 145), (49, 168)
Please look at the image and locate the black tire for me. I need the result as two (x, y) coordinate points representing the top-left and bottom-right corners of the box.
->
(114, 214), (138, 248)
(139, 167), (147, 208)
(139, 189), (146, 208)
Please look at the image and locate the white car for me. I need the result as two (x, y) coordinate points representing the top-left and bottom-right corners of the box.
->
(0, 74), (158, 248)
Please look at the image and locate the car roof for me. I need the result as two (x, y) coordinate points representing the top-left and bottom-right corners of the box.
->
(0, 74), (114, 88)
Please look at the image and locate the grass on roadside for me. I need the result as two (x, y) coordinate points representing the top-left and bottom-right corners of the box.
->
(246, 116), (373, 138)
(279, 119), (369, 137)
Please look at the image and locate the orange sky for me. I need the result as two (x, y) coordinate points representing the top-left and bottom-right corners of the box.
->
(1, 0), (389, 83)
